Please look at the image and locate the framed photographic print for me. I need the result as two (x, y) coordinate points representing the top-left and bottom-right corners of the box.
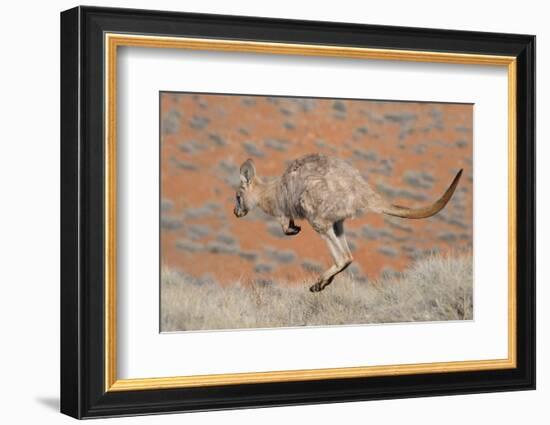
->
(60, 6), (535, 419)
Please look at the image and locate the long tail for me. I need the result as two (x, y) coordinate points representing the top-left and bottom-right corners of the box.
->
(381, 169), (463, 219)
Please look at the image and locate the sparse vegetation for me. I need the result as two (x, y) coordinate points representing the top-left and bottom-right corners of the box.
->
(160, 216), (182, 230)
(243, 141), (265, 158)
(378, 245), (398, 257)
(161, 253), (472, 332)
(170, 157), (198, 171)
(403, 170), (434, 189)
(208, 133), (226, 147)
(178, 139), (206, 154)
(188, 115), (209, 130)
(160, 199), (174, 212)
(375, 181), (428, 202)
(264, 138), (289, 152)
(162, 109), (181, 135)
(186, 224), (211, 240)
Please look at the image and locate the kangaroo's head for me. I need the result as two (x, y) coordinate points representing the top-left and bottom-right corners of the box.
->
(234, 159), (259, 218)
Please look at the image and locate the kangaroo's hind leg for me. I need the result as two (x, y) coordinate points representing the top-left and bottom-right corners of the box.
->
(309, 221), (353, 292)
(333, 219), (354, 264)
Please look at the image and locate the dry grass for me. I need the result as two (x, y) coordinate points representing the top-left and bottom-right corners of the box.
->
(161, 253), (473, 332)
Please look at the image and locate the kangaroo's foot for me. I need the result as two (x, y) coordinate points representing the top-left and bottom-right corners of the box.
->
(309, 281), (325, 292)
(309, 259), (352, 292)
(309, 276), (334, 292)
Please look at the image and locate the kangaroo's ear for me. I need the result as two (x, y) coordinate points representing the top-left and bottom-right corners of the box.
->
(240, 158), (256, 184)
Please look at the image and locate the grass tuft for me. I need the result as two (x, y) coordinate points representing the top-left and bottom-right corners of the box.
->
(161, 253), (472, 332)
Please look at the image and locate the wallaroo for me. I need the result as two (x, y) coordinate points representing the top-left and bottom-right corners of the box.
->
(233, 153), (463, 292)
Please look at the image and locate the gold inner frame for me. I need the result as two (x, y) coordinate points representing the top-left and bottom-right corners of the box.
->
(104, 33), (517, 392)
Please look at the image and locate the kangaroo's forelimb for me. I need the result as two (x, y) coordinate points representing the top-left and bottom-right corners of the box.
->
(278, 216), (301, 236)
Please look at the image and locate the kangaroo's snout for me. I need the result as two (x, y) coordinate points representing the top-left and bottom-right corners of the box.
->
(234, 193), (249, 217)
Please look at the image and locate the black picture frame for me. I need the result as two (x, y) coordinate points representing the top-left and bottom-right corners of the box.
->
(61, 5), (535, 419)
